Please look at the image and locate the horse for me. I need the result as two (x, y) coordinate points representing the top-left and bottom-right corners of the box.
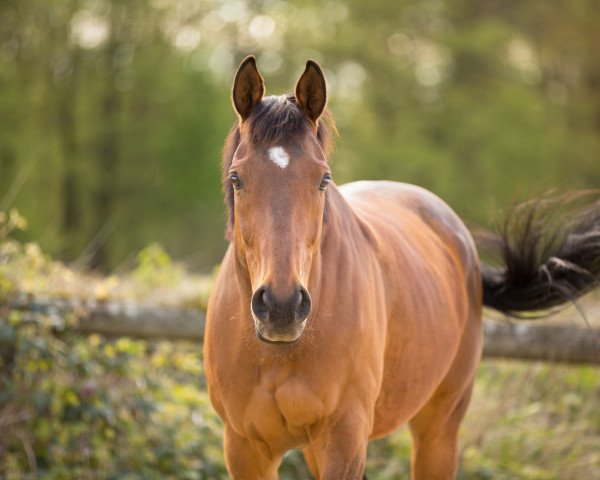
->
(204, 56), (600, 479)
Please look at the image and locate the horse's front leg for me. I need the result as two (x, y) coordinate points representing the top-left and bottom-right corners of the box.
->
(223, 425), (282, 480)
(305, 413), (370, 480)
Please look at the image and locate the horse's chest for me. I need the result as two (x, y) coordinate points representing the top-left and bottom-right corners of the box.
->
(241, 376), (328, 448)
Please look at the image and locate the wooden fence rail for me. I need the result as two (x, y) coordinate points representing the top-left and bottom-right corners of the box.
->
(6, 294), (600, 365)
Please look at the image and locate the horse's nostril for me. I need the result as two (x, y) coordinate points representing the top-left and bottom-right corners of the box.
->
(262, 290), (271, 309)
(296, 286), (312, 321)
(253, 285), (311, 325)
(293, 289), (303, 310)
(251, 287), (270, 322)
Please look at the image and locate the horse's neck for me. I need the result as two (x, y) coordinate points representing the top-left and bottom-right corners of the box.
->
(321, 186), (365, 252)
(312, 186), (366, 285)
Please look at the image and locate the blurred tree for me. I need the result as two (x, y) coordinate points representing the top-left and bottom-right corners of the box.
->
(0, 0), (598, 271)
(55, 1), (83, 259)
(87, 2), (124, 269)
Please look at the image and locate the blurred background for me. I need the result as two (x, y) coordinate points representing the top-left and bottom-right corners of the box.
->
(1, 1), (600, 479)
(1, 0), (599, 272)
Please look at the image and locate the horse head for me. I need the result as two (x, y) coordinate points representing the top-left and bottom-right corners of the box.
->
(223, 56), (334, 344)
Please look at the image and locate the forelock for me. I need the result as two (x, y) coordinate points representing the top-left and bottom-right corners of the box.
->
(246, 95), (309, 145)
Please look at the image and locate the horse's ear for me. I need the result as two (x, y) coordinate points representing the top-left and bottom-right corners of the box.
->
(232, 55), (265, 121)
(295, 60), (327, 123)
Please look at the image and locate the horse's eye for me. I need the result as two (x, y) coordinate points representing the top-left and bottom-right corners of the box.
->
(229, 172), (243, 190)
(319, 174), (332, 191)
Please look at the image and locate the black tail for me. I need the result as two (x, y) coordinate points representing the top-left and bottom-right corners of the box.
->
(479, 193), (600, 317)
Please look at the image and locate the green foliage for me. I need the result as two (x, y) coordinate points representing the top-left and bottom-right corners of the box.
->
(457, 361), (600, 479)
(1, 230), (600, 478)
(0, 221), (220, 477)
(2, 319), (599, 479)
(2, 1), (600, 476)
(0, 210), (212, 310)
(134, 244), (184, 289)
(1, 1), (599, 270)
(0, 210), (29, 300)
(0, 318), (227, 479)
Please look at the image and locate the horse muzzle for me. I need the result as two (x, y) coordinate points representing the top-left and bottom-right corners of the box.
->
(251, 284), (311, 344)
(254, 319), (307, 344)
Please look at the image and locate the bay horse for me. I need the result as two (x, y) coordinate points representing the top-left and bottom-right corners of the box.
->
(204, 56), (600, 479)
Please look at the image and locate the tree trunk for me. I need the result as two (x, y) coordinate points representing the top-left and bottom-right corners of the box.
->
(87, 11), (121, 270)
(58, 47), (81, 258)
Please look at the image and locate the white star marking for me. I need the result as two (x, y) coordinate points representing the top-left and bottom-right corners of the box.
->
(268, 146), (289, 169)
